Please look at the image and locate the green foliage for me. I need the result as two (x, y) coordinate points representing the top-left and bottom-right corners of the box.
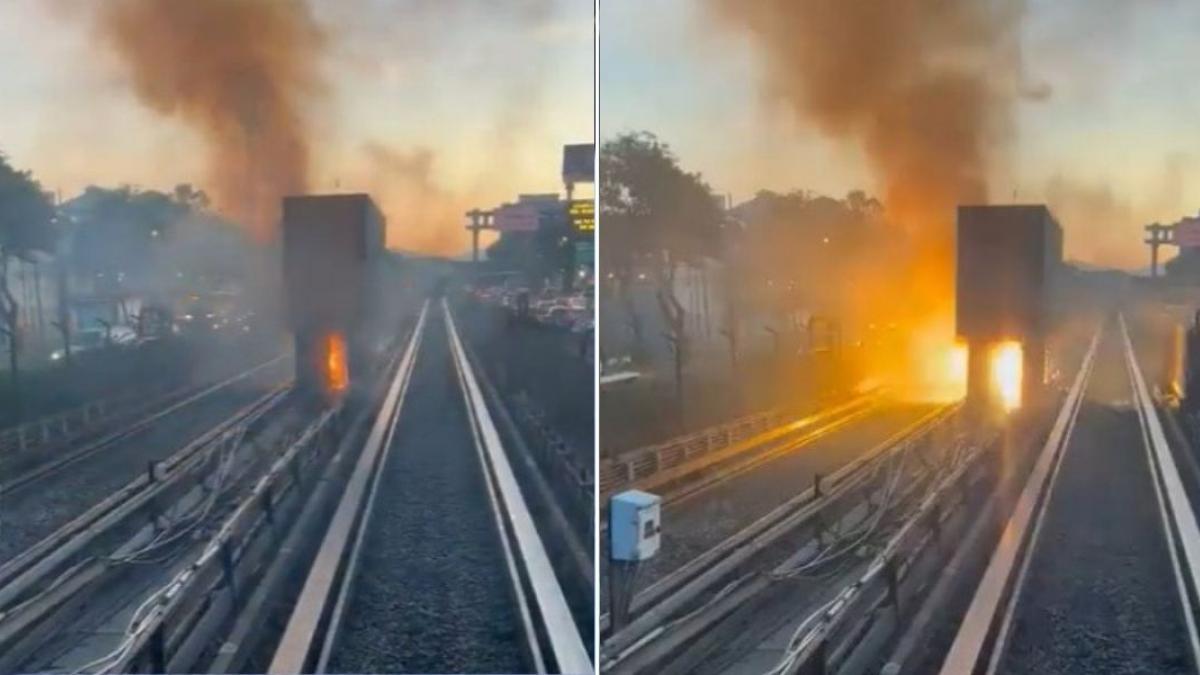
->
(0, 153), (56, 398)
(65, 185), (187, 276)
(729, 188), (886, 318)
(600, 132), (723, 278)
(0, 153), (55, 259)
(62, 183), (246, 293)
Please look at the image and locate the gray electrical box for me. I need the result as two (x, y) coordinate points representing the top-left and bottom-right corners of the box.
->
(610, 490), (661, 562)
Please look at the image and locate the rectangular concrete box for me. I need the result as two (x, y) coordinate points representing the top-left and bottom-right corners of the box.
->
(281, 194), (385, 396)
(281, 194), (385, 332)
(956, 204), (1062, 342)
(610, 490), (661, 562)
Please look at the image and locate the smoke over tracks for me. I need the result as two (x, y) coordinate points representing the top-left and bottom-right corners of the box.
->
(94, 0), (326, 240)
(707, 0), (1025, 399)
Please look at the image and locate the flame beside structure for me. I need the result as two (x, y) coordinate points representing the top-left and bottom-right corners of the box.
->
(991, 341), (1023, 413)
(325, 332), (349, 396)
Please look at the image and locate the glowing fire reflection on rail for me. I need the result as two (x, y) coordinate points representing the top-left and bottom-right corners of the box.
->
(326, 333), (349, 395)
(991, 341), (1022, 412)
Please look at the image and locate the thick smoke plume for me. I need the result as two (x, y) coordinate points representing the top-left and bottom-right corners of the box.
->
(95, 0), (325, 241)
(710, 0), (1021, 399)
(359, 143), (475, 257)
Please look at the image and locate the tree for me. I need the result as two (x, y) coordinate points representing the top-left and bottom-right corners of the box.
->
(0, 153), (56, 402)
(730, 188), (885, 333)
(64, 185), (188, 291)
(63, 183), (243, 299)
(600, 132), (722, 280)
(600, 132), (723, 409)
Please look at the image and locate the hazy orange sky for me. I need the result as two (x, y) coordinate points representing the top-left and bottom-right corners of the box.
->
(602, 0), (1200, 271)
(0, 0), (593, 256)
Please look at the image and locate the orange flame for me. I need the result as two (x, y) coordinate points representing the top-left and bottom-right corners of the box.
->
(991, 341), (1023, 412)
(326, 333), (349, 395)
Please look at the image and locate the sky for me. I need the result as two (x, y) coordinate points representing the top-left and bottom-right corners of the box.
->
(0, 0), (594, 255)
(600, 0), (1200, 270)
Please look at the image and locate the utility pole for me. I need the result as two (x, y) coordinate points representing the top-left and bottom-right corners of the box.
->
(54, 212), (72, 367)
(33, 259), (44, 340)
(464, 209), (494, 264)
(1145, 222), (1174, 278)
(564, 180), (576, 293)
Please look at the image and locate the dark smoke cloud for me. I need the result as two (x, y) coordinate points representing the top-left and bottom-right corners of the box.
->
(708, 0), (1023, 398)
(709, 0), (1019, 238)
(55, 0), (580, 258)
(95, 0), (326, 241)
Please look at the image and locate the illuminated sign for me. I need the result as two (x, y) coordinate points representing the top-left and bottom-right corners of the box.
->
(569, 199), (594, 234)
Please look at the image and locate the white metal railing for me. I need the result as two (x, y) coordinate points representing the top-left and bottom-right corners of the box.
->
(599, 394), (878, 499)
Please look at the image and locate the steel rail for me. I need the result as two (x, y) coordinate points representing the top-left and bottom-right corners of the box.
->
(600, 392), (882, 500)
(600, 402), (960, 668)
(462, 336), (593, 587)
(203, 324), (416, 674)
(1123, 312), (1200, 670)
(109, 318), (419, 673)
(938, 325), (1101, 675)
(658, 397), (884, 509)
(1, 353), (288, 495)
(600, 402), (952, 634)
(268, 301), (430, 674)
(0, 384), (292, 611)
(773, 424), (996, 675)
(106, 405), (343, 673)
(0, 384), (295, 671)
(446, 299), (593, 674)
(604, 413), (975, 675)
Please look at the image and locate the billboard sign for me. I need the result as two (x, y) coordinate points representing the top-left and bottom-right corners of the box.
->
(1177, 216), (1200, 248)
(569, 199), (594, 235)
(562, 144), (595, 184)
(493, 202), (541, 233)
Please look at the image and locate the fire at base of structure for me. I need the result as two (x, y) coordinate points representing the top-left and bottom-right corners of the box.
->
(326, 332), (349, 395)
(991, 341), (1022, 412)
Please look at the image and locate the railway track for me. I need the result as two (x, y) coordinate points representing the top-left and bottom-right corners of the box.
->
(0, 354), (289, 494)
(600, 399), (965, 674)
(616, 404), (934, 587)
(939, 314), (1200, 675)
(269, 300), (590, 675)
(0, 356), (291, 567)
(0, 382), (301, 672)
(598, 400), (939, 618)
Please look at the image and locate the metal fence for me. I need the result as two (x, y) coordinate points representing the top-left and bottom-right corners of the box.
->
(599, 407), (792, 498)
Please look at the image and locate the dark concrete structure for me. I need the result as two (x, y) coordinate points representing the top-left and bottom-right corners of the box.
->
(281, 194), (385, 399)
(956, 204), (1063, 410)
